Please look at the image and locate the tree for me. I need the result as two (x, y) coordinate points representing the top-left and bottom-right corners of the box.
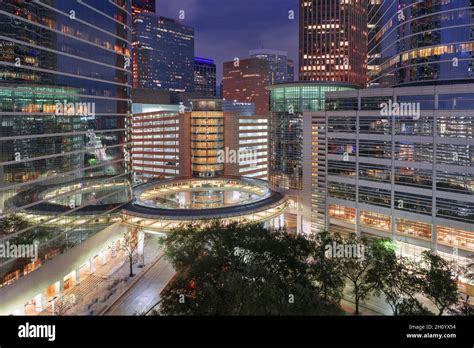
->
(419, 251), (459, 316)
(376, 247), (427, 315)
(449, 296), (474, 316)
(122, 228), (139, 277)
(157, 221), (343, 316)
(308, 231), (345, 304)
(338, 235), (385, 315)
(397, 297), (433, 316)
(0, 214), (29, 236)
(370, 239), (424, 315)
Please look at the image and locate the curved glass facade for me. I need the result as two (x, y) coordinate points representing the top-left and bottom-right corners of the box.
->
(0, 0), (132, 287)
(368, 0), (474, 87)
(268, 82), (357, 191)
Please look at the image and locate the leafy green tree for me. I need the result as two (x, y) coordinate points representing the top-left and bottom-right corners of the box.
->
(0, 214), (29, 236)
(338, 235), (385, 315)
(369, 239), (427, 315)
(397, 297), (433, 316)
(419, 251), (459, 316)
(308, 231), (345, 304)
(378, 254), (427, 315)
(157, 221), (343, 316)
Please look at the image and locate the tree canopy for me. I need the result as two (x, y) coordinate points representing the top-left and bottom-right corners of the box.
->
(157, 221), (343, 316)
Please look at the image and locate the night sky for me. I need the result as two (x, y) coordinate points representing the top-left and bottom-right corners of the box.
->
(156, 0), (299, 84)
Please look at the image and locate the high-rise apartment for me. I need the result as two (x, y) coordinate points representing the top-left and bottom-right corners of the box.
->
(223, 58), (270, 115)
(299, 0), (368, 86)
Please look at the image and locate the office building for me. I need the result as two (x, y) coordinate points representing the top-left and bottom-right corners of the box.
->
(0, 0), (132, 314)
(223, 58), (270, 115)
(309, 85), (474, 265)
(132, 13), (194, 92)
(250, 49), (291, 85)
(299, 0), (368, 86)
(287, 59), (295, 82)
(194, 57), (217, 97)
(268, 81), (358, 233)
(368, 1), (474, 87)
(131, 100), (267, 180)
(132, 0), (155, 13)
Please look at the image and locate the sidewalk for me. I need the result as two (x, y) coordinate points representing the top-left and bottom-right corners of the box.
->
(36, 234), (163, 316)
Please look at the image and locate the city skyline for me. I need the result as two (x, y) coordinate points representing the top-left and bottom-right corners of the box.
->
(0, 0), (473, 340)
(156, 0), (299, 84)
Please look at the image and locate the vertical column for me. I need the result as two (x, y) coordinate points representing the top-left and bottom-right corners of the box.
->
(54, 280), (64, 296)
(89, 257), (96, 274)
(101, 251), (107, 266)
(74, 269), (81, 285)
(431, 108), (438, 254)
(391, 93), (397, 241)
(355, 108), (361, 236)
(35, 293), (46, 312)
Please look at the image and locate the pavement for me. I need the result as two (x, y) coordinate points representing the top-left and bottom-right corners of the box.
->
(102, 254), (175, 315)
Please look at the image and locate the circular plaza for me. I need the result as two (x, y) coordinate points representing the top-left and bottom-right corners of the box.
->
(121, 176), (288, 233)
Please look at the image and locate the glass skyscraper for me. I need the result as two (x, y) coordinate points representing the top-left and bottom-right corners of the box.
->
(368, 0), (474, 87)
(0, 0), (132, 289)
(194, 57), (217, 97)
(268, 82), (357, 233)
(299, 0), (368, 86)
(250, 49), (291, 85)
(269, 82), (357, 191)
(132, 12), (195, 92)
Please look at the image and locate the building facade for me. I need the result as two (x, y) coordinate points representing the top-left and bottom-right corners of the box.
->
(299, 0), (368, 86)
(250, 49), (291, 85)
(287, 59), (295, 82)
(368, 0), (474, 87)
(132, 13), (194, 92)
(194, 57), (217, 97)
(132, 0), (155, 13)
(0, 0), (132, 313)
(268, 82), (358, 233)
(223, 58), (270, 115)
(131, 100), (267, 180)
(310, 84), (474, 265)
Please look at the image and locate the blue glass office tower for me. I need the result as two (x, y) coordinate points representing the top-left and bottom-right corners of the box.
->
(368, 0), (474, 87)
(132, 12), (195, 92)
(194, 57), (217, 97)
(0, 0), (132, 289)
